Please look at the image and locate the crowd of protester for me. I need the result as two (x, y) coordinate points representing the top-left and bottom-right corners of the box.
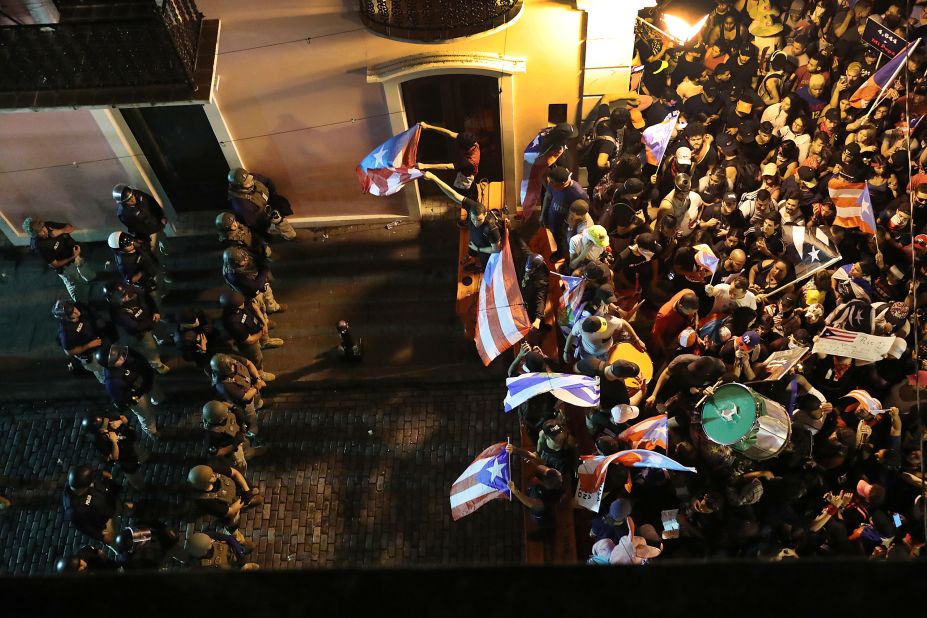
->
(22, 169), (295, 571)
(487, 0), (927, 563)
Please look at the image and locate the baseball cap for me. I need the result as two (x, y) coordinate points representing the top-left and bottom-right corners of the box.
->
(738, 126), (756, 143)
(762, 162), (778, 177)
(585, 225), (609, 248)
(723, 192), (738, 203)
(914, 234), (927, 251)
(737, 330), (761, 350)
(607, 359), (640, 378)
(758, 121), (774, 135)
(688, 356), (725, 382)
(791, 329), (812, 347)
(630, 109), (646, 129)
(885, 301), (910, 325)
(780, 292), (799, 309)
(844, 142), (861, 155)
(825, 108), (840, 122)
(611, 404), (640, 424)
(635, 232), (662, 257)
(547, 166), (571, 184)
(676, 146), (692, 165)
(678, 327), (698, 348)
(797, 166), (817, 185)
(718, 135), (738, 154)
(542, 419), (565, 438)
(613, 202), (636, 227)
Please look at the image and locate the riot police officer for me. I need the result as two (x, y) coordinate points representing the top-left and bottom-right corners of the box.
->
(210, 353), (270, 413)
(54, 299), (108, 382)
(187, 463), (263, 533)
(173, 308), (218, 371)
(63, 465), (123, 544)
(220, 291), (282, 372)
(107, 231), (166, 304)
(227, 167), (296, 240)
(222, 243), (285, 316)
(111, 523), (179, 570)
(104, 281), (170, 374)
(184, 531), (258, 570)
(23, 217), (95, 302)
(82, 414), (146, 490)
(202, 400), (266, 472)
(216, 210), (271, 259)
(113, 183), (167, 254)
(97, 343), (163, 439)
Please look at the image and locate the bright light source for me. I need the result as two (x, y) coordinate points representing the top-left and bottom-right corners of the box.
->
(662, 13), (709, 43)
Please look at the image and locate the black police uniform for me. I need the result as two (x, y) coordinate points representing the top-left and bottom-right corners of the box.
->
(223, 263), (271, 300)
(102, 348), (155, 408)
(63, 473), (120, 542)
(213, 358), (259, 407)
(112, 287), (159, 337)
(117, 190), (165, 238)
(222, 302), (264, 346)
(115, 245), (160, 291)
(58, 302), (105, 361)
(31, 221), (77, 268)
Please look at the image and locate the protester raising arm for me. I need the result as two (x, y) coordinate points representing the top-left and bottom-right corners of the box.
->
(421, 170), (466, 205)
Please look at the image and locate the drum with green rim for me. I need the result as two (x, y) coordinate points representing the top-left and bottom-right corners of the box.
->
(701, 383), (791, 460)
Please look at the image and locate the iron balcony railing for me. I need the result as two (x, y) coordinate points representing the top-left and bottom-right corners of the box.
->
(359, 0), (523, 41)
(0, 0), (215, 108)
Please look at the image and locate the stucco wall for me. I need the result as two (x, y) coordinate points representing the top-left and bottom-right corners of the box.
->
(201, 0), (585, 219)
(0, 110), (126, 244)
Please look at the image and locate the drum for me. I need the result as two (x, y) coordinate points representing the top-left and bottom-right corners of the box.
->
(609, 342), (654, 397)
(700, 383), (791, 460)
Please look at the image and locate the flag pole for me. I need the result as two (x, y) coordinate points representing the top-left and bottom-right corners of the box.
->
(865, 39), (921, 119)
(506, 436), (512, 502)
(760, 256), (843, 299)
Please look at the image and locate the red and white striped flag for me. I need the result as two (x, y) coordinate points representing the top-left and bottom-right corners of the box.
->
(830, 178), (877, 234)
(450, 442), (510, 521)
(474, 235), (531, 365)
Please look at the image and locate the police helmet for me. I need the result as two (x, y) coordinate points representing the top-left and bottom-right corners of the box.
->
(222, 246), (249, 265)
(113, 529), (135, 554)
(55, 556), (82, 573)
(187, 465), (215, 491)
(67, 465), (94, 491)
(209, 353), (236, 376)
(108, 231), (125, 250)
(228, 168), (250, 188)
(215, 211), (237, 232)
(112, 184), (131, 203)
(102, 281), (129, 305)
(52, 299), (75, 320)
(524, 253), (546, 276)
(81, 415), (104, 433)
(186, 532), (213, 558)
(95, 344), (128, 368)
(202, 401), (229, 424)
(219, 291), (245, 309)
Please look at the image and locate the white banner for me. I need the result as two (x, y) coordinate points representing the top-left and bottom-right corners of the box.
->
(812, 328), (895, 362)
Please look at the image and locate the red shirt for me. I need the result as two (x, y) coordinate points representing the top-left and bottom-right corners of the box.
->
(651, 289), (696, 354)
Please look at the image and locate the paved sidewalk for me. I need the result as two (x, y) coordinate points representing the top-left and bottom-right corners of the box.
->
(0, 382), (521, 574)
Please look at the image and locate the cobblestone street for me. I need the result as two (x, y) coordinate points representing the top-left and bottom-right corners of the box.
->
(0, 383), (522, 574)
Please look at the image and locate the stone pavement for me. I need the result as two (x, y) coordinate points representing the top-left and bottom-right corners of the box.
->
(0, 382), (522, 574)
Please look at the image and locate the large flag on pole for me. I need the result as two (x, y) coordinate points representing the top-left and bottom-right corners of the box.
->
(849, 39), (920, 108)
(781, 224), (842, 280)
(504, 372), (600, 412)
(618, 415), (669, 450)
(693, 244), (719, 274)
(831, 179), (877, 234)
(356, 124), (424, 196)
(474, 235), (532, 365)
(520, 127), (554, 215)
(642, 111), (680, 166)
(450, 443), (510, 521)
(575, 449), (695, 512)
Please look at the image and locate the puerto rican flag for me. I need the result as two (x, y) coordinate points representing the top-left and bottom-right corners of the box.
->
(504, 372), (600, 412)
(642, 111), (679, 166)
(552, 272), (586, 335)
(450, 443), (510, 521)
(356, 124), (424, 196)
(831, 179), (877, 235)
(520, 127), (554, 215)
(849, 40), (920, 108)
(575, 449), (695, 512)
(819, 327), (859, 343)
(693, 243), (719, 274)
(842, 389), (884, 414)
(474, 235), (532, 365)
(618, 415), (669, 451)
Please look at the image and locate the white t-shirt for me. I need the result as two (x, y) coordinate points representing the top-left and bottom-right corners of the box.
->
(707, 283), (758, 315)
(569, 233), (605, 265)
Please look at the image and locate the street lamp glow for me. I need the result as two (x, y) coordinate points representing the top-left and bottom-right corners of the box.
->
(662, 13), (709, 43)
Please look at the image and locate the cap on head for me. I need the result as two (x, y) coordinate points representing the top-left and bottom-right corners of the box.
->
(187, 465), (215, 491)
(676, 146), (692, 165)
(679, 327), (698, 348)
(112, 184), (131, 203)
(737, 330), (761, 350)
(228, 167), (250, 188)
(52, 299), (75, 319)
(524, 253), (546, 275)
(585, 225), (609, 248)
(547, 166), (571, 184)
(67, 465), (94, 491)
(202, 401), (229, 424)
(215, 211), (237, 232)
(186, 532), (214, 558)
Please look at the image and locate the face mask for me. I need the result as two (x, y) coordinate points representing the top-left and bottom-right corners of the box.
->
(890, 213), (908, 226)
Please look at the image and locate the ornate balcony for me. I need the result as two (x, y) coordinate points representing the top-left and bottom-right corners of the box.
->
(359, 0), (523, 42)
(0, 0), (218, 110)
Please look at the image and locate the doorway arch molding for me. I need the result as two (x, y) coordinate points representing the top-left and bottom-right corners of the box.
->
(367, 53), (526, 219)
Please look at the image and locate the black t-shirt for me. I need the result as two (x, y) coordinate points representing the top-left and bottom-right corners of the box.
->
(683, 95), (723, 124)
(672, 56), (705, 88)
(31, 221), (76, 265)
(587, 126), (620, 189)
(58, 302), (102, 359)
(463, 198), (501, 249)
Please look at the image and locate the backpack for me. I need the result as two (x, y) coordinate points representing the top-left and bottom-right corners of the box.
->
(732, 160), (760, 195)
(577, 116), (620, 166)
